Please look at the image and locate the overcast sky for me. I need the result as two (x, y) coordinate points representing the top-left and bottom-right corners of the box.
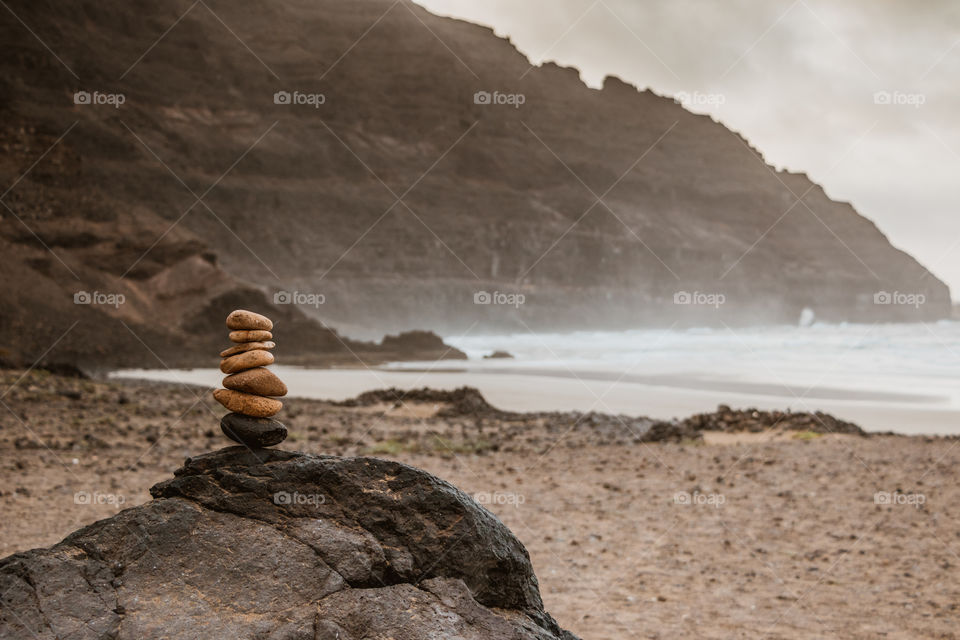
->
(415, 0), (960, 299)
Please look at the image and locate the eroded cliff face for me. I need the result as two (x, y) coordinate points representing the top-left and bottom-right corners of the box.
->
(0, 0), (949, 362)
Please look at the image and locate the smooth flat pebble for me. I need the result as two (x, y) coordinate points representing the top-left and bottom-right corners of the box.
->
(223, 367), (288, 397)
(212, 388), (283, 417)
(220, 350), (274, 374)
(220, 341), (276, 358)
(226, 309), (274, 331)
(229, 330), (273, 343)
(220, 412), (287, 447)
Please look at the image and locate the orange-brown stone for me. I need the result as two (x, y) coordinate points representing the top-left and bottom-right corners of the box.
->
(223, 367), (288, 397)
(212, 389), (283, 418)
(220, 349), (274, 374)
(229, 330), (273, 343)
(220, 341), (276, 358)
(226, 309), (273, 331)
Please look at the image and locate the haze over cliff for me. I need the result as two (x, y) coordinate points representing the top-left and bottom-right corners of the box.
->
(0, 0), (950, 366)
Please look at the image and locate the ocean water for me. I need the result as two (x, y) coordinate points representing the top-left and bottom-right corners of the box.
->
(113, 321), (960, 435)
(434, 321), (960, 408)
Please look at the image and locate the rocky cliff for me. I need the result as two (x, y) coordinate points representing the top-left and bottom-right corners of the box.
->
(0, 0), (950, 364)
(0, 447), (579, 639)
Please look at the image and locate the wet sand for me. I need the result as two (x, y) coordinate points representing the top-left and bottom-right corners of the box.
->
(113, 366), (960, 435)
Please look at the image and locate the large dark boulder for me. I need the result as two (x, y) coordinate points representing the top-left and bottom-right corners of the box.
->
(0, 448), (578, 639)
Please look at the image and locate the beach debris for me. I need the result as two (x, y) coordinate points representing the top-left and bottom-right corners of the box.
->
(213, 309), (288, 447)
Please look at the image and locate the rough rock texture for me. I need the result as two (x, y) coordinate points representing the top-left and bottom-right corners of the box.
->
(0, 448), (579, 640)
(681, 404), (866, 435)
(337, 386), (509, 418)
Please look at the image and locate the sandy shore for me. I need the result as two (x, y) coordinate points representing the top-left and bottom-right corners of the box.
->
(2, 370), (958, 639)
(113, 366), (960, 435)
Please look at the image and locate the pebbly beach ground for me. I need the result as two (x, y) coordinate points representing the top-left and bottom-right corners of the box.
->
(1, 369), (957, 639)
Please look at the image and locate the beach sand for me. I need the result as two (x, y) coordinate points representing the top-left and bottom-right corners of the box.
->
(2, 370), (958, 639)
(113, 365), (960, 435)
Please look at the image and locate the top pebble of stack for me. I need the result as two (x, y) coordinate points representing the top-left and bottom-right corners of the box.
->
(226, 309), (273, 332)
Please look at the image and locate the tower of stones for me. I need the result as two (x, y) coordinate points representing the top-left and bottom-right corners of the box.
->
(212, 309), (289, 447)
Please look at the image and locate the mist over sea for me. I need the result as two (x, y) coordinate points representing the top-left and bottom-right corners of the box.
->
(114, 321), (960, 436)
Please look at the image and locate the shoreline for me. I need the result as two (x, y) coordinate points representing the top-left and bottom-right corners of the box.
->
(111, 366), (960, 436)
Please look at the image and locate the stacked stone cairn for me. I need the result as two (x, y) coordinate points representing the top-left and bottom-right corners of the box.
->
(212, 309), (289, 448)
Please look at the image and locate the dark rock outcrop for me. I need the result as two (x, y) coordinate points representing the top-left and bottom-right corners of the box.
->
(336, 385), (701, 445)
(376, 330), (467, 361)
(337, 386), (502, 418)
(681, 404), (866, 435)
(0, 448), (578, 640)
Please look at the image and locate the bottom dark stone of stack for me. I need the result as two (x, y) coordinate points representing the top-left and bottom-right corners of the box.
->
(221, 412), (287, 448)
